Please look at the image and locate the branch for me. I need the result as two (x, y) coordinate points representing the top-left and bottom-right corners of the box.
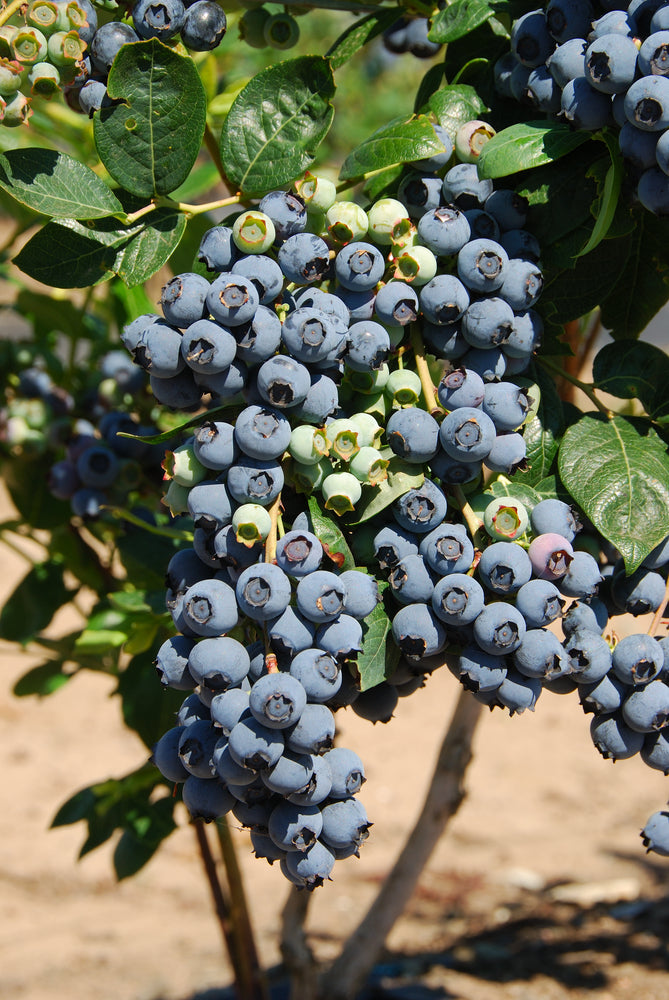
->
(319, 687), (483, 1000)
(193, 821), (241, 999)
(280, 886), (318, 1000)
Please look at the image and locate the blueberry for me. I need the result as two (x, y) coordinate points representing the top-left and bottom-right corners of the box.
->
(180, 0), (227, 49)
(386, 408), (440, 464)
(417, 205), (471, 256)
(439, 406), (497, 462)
(197, 226), (237, 272)
(234, 404), (291, 460)
(457, 238), (509, 294)
(178, 719), (218, 778)
(528, 532), (574, 580)
(561, 76), (613, 130)
(133, 0), (186, 40)
(152, 727), (190, 782)
(432, 573), (485, 625)
(373, 524), (419, 571)
(513, 628), (570, 680)
(334, 241), (385, 292)
(287, 704), (336, 757)
(182, 578), (238, 637)
(391, 603), (447, 662)
(511, 9), (556, 68)
(590, 713), (644, 761)
(546, 0), (594, 43)
(419, 274), (470, 325)
(478, 541), (532, 595)
(90, 21), (138, 73)
(278, 233), (331, 285)
(232, 254), (283, 306)
(463, 297), (516, 349)
(484, 189), (529, 231)
(641, 810), (669, 856)
(530, 498), (579, 541)
(236, 563), (292, 622)
(625, 74), (669, 131)
(398, 172), (443, 219)
(210, 688), (251, 735)
(637, 166), (669, 214)
(442, 163), (494, 209)
(315, 614), (364, 661)
(182, 775), (235, 821)
(420, 522), (474, 576)
(296, 570), (347, 624)
(267, 607), (316, 664)
(206, 272), (259, 327)
(514, 579), (564, 628)
(345, 320), (390, 372)
(546, 37), (587, 88)
(393, 478), (448, 534)
(499, 258), (543, 310)
(228, 716), (285, 771)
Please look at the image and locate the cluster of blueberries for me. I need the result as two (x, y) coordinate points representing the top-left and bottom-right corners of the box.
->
(0, 0), (227, 124)
(496, 0), (669, 214)
(116, 136), (669, 870)
(152, 533), (382, 889)
(382, 16), (442, 60)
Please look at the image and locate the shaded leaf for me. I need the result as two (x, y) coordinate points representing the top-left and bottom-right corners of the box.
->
(0, 148), (123, 219)
(576, 131), (623, 257)
(429, 0), (496, 43)
(220, 57), (335, 197)
(558, 414), (669, 573)
(0, 561), (71, 644)
(593, 340), (669, 425)
(513, 366), (565, 485)
(327, 9), (400, 69)
(94, 40), (207, 198)
(13, 220), (121, 288)
(356, 585), (400, 692)
(599, 211), (669, 340)
(13, 661), (71, 697)
(117, 653), (186, 749)
(114, 209), (187, 286)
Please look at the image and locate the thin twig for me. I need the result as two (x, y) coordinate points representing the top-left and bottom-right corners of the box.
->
(648, 575), (669, 638)
(538, 357), (612, 417)
(193, 821), (242, 1000)
(410, 323), (440, 415)
(280, 887), (318, 1000)
(319, 687), (483, 1000)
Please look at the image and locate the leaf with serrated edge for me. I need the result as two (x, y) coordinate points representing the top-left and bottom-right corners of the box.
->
(558, 414), (669, 573)
(0, 148), (123, 220)
(220, 57), (335, 197)
(477, 122), (590, 179)
(94, 40), (207, 198)
(428, 85), (487, 138)
(429, 0), (495, 43)
(340, 115), (446, 181)
(593, 341), (669, 425)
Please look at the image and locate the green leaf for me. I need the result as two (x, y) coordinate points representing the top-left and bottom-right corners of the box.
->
(0, 561), (71, 643)
(50, 525), (107, 592)
(117, 653), (185, 748)
(598, 211), (669, 340)
(13, 219), (121, 288)
(307, 496), (356, 571)
(516, 149), (599, 247)
(363, 164), (404, 202)
(356, 588), (400, 692)
(326, 9), (400, 70)
(13, 661), (71, 697)
(74, 628), (129, 654)
(2, 456), (71, 529)
(114, 208), (186, 286)
(540, 228), (630, 327)
(94, 40), (207, 198)
(558, 414), (669, 573)
(220, 57), (335, 197)
(340, 115), (446, 181)
(429, 0), (496, 43)
(593, 341), (669, 425)
(513, 367), (565, 486)
(414, 63), (446, 114)
(0, 148), (123, 220)
(477, 121), (590, 179)
(348, 459), (424, 525)
(486, 477), (543, 512)
(427, 85), (487, 139)
(576, 131), (624, 257)
(52, 786), (98, 827)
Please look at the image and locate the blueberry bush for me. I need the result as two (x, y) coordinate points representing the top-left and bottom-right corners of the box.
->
(1, 0), (669, 997)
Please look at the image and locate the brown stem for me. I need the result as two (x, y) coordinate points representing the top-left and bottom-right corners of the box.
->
(280, 887), (318, 1000)
(204, 123), (233, 191)
(193, 821), (241, 1000)
(575, 311), (603, 376)
(215, 818), (269, 1000)
(319, 688), (484, 1000)
(648, 574), (669, 638)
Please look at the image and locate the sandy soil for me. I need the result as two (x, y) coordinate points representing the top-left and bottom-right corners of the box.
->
(2, 487), (669, 1000)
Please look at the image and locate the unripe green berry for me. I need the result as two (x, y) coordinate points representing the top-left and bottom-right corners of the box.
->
(162, 479), (191, 516)
(325, 418), (360, 462)
(349, 446), (389, 486)
(345, 363), (390, 395)
(295, 171), (337, 214)
(384, 369), (422, 408)
(483, 497), (529, 541)
(321, 471), (362, 514)
(388, 218), (417, 253)
(264, 11), (299, 49)
(3, 416), (46, 453)
(232, 503), (272, 546)
(3, 90), (32, 125)
(28, 60), (60, 96)
(55, 0), (88, 33)
(348, 412), (381, 448)
(163, 439), (207, 487)
(386, 325), (406, 349)
(27, 0), (59, 35)
(9, 398), (50, 430)
(325, 200), (368, 246)
(367, 198), (410, 246)
(305, 209), (327, 236)
(47, 29), (85, 66)
(350, 389), (388, 422)
(238, 6), (270, 46)
(291, 457), (332, 493)
(455, 120), (496, 163)
(0, 60), (26, 97)
(289, 424), (329, 465)
(13, 27), (48, 63)
(392, 245), (437, 286)
(0, 26), (19, 58)
(232, 210), (275, 254)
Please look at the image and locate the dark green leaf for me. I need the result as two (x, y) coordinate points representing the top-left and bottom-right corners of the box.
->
(2, 457), (71, 529)
(114, 798), (176, 880)
(541, 229), (630, 327)
(348, 459), (424, 525)
(356, 587), (400, 692)
(517, 148), (600, 246)
(50, 525), (107, 592)
(576, 131), (624, 257)
(13, 661), (71, 697)
(599, 212), (669, 340)
(307, 496), (356, 571)
(52, 787), (98, 827)
(414, 63), (446, 114)
(0, 148), (124, 219)
(13, 220), (121, 288)
(220, 57), (335, 197)
(114, 208), (186, 286)
(94, 40), (207, 198)
(428, 84), (487, 138)
(429, 0), (496, 43)
(477, 121), (590, 179)
(593, 341), (669, 425)
(363, 164), (404, 202)
(0, 561), (71, 643)
(117, 653), (185, 748)
(558, 414), (669, 573)
(326, 9), (400, 70)
(340, 115), (446, 181)
(513, 366), (564, 485)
